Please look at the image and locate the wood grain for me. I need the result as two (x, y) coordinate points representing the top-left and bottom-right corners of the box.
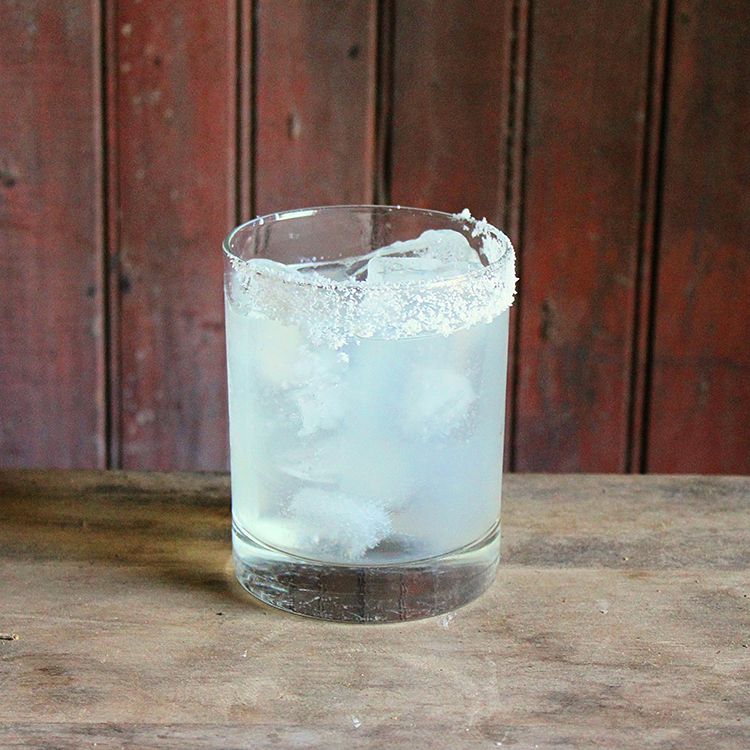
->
(646, 0), (750, 473)
(111, 0), (235, 470)
(2, 1), (749, 476)
(0, 1), (105, 468)
(513, 1), (654, 472)
(388, 0), (512, 221)
(254, 0), (378, 215)
(1, 471), (748, 749)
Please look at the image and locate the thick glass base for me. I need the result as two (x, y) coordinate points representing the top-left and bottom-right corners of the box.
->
(233, 522), (500, 623)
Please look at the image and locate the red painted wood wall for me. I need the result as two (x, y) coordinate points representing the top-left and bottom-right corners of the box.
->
(1, 0), (748, 473)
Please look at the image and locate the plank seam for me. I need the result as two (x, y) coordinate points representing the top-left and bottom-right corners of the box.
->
(638, 0), (674, 473)
(249, 0), (259, 217)
(508, 0), (532, 472)
(236, 0), (252, 223)
(92, 0), (108, 469)
(102, 0), (121, 469)
(626, 0), (670, 473)
(374, 0), (395, 205)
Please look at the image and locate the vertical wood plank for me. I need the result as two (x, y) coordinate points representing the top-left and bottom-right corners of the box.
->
(646, 0), (750, 473)
(388, 0), (513, 221)
(0, 1), (105, 468)
(388, 0), (516, 466)
(237, 0), (253, 222)
(113, 1), (236, 469)
(513, 1), (654, 472)
(254, 0), (378, 214)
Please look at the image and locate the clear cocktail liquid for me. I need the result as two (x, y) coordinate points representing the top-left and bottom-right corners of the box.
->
(224, 207), (516, 621)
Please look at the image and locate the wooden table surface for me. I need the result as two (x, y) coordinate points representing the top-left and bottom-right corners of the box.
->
(1, 471), (748, 749)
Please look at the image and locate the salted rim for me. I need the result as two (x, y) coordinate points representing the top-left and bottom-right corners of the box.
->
(224, 206), (517, 348)
(221, 204), (514, 291)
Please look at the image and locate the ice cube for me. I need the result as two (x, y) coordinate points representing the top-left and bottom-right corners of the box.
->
(249, 316), (304, 387)
(288, 487), (392, 561)
(415, 229), (480, 264)
(364, 229), (482, 284)
(237, 229), (480, 286)
(379, 229), (479, 263)
(402, 366), (476, 437)
(290, 348), (350, 436)
(366, 255), (477, 284)
(293, 381), (346, 436)
(291, 259), (352, 282)
(242, 257), (292, 275)
(238, 314), (350, 400)
(241, 256), (352, 284)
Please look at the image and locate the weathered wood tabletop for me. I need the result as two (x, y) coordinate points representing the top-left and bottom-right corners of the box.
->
(1, 472), (748, 749)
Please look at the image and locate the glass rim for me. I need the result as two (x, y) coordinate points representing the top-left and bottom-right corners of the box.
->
(221, 204), (513, 290)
